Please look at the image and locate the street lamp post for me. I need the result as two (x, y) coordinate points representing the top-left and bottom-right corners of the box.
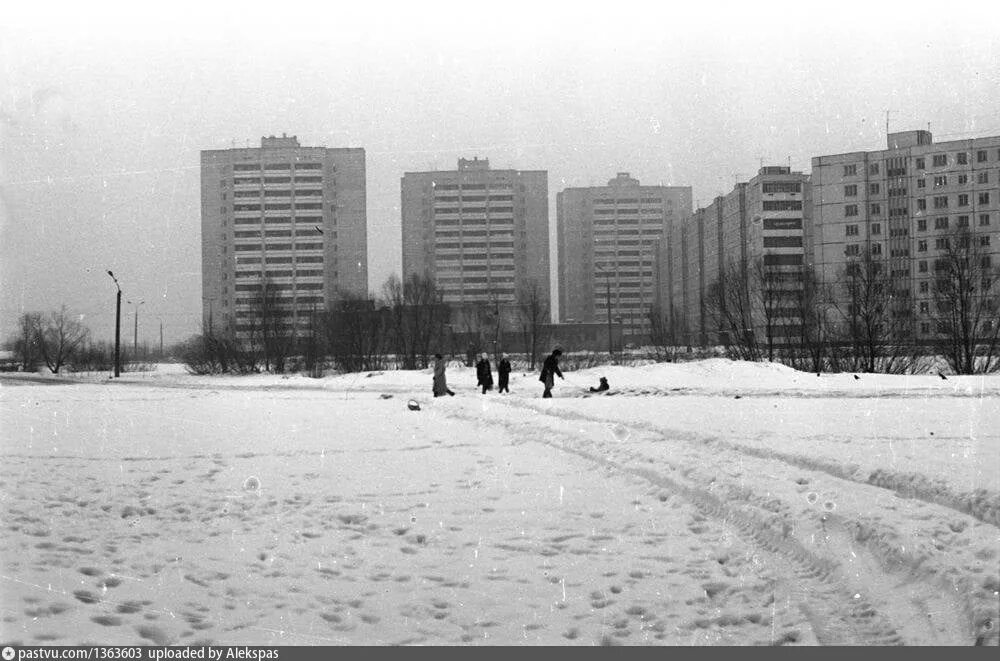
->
(107, 271), (121, 377)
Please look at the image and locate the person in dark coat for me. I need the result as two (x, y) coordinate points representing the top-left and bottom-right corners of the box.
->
(497, 353), (511, 394)
(539, 349), (564, 398)
(475, 353), (494, 394)
(432, 354), (455, 397)
(589, 376), (609, 393)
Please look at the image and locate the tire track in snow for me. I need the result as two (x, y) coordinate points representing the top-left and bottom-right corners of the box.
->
(500, 398), (1000, 528)
(440, 402), (980, 645)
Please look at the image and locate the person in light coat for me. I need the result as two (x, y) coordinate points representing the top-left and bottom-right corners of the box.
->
(432, 354), (455, 397)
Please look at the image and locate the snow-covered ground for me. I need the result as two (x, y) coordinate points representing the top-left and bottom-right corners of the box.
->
(1, 359), (997, 645)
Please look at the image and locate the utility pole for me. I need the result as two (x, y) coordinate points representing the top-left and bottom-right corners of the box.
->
(107, 271), (121, 377)
(159, 319), (163, 357)
(595, 263), (614, 358)
(128, 300), (145, 357)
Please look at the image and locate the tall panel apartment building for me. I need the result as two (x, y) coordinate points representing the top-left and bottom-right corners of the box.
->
(657, 167), (811, 346)
(201, 135), (367, 336)
(812, 130), (999, 341)
(400, 158), (549, 326)
(557, 173), (692, 340)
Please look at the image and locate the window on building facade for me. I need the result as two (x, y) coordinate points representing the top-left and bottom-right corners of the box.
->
(934, 176), (947, 187)
(844, 244), (860, 256)
(958, 215), (969, 227)
(957, 152), (968, 165)
(958, 174), (968, 185)
(934, 217), (949, 229)
(843, 164), (857, 176)
(845, 224), (859, 236)
(917, 198), (927, 210)
(871, 243), (882, 255)
(918, 261), (928, 273)
(977, 150), (988, 163)
(917, 240), (927, 252)
(933, 196), (949, 209)
(869, 163), (880, 175)
(935, 238), (950, 250)
(917, 218), (927, 231)
(916, 158), (926, 169)
(870, 203), (881, 216)
(871, 223), (881, 235)
(981, 214), (992, 226)
(982, 235), (992, 247)
(844, 204), (858, 217)
(844, 184), (858, 196)
(869, 183), (880, 194)
(919, 280), (929, 291)
(958, 194), (969, 207)
(917, 179), (926, 189)
(980, 192), (991, 205)
(979, 172), (989, 184)
(933, 154), (947, 167)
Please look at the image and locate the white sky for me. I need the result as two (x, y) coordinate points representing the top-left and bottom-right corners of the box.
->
(2, 0), (999, 345)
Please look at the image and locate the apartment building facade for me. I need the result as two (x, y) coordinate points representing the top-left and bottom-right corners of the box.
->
(400, 158), (549, 330)
(812, 130), (1000, 341)
(201, 135), (368, 337)
(657, 166), (811, 346)
(557, 173), (692, 341)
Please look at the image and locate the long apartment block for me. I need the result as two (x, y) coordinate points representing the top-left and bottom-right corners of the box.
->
(557, 172), (691, 339)
(201, 135), (368, 336)
(657, 166), (812, 346)
(400, 157), (549, 325)
(812, 130), (1000, 339)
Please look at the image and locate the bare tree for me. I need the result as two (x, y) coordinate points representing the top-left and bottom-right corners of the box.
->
(786, 264), (834, 373)
(14, 312), (42, 371)
(34, 306), (90, 373)
(516, 278), (549, 369)
(382, 273), (450, 369)
(705, 259), (762, 361)
(241, 278), (297, 372)
(324, 294), (388, 373)
(835, 249), (916, 373)
(647, 303), (680, 362)
(930, 227), (1000, 374)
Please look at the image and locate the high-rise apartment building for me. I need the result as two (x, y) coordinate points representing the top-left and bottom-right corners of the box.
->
(812, 130), (999, 341)
(657, 166), (811, 346)
(400, 158), (549, 326)
(557, 173), (692, 340)
(201, 135), (367, 337)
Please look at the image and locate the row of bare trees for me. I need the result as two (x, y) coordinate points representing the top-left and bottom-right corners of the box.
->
(646, 227), (999, 374)
(7, 307), (91, 373)
(183, 273), (552, 375)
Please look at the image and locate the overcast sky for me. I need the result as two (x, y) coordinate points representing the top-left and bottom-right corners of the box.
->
(2, 1), (999, 346)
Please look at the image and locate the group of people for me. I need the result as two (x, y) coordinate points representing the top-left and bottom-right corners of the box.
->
(432, 349), (566, 398)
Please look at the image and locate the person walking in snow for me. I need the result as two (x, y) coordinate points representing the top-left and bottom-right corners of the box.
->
(539, 348), (564, 398)
(475, 353), (494, 394)
(432, 353), (455, 397)
(497, 353), (511, 394)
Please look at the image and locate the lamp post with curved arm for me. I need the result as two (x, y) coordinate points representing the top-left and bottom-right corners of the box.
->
(107, 271), (121, 377)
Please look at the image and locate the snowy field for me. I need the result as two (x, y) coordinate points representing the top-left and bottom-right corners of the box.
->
(1, 359), (998, 646)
